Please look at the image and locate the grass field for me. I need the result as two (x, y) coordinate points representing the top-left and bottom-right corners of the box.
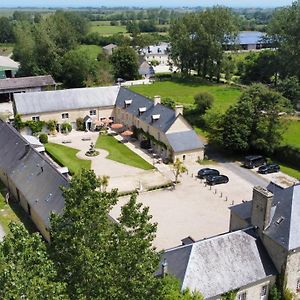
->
(283, 119), (300, 148)
(89, 21), (127, 35)
(95, 134), (154, 170)
(77, 44), (102, 60)
(45, 143), (91, 175)
(130, 80), (242, 112)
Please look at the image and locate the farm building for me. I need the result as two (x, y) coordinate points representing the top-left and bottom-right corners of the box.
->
(14, 86), (205, 162)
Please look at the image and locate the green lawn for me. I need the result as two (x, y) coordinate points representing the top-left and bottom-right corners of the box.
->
(89, 22), (127, 35)
(283, 119), (300, 148)
(45, 143), (91, 175)
(95, 134), (154, 170)
(77, 44), (102, 60)
(130, 80), (242, 112)
(278, 163), (300, 179)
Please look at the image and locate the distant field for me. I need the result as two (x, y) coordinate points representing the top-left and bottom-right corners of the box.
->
(89, 22), (127, 35)
(130, 80), (242, 112)
(0, 43), (14, 56)
(283, 119), (300, 148)
(77, 44), (102, 60)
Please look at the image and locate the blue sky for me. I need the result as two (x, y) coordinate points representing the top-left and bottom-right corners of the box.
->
(0, 0), (295, 8)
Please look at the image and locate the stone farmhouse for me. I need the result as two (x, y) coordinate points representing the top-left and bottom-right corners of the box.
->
(140, 42), (170, 66)
(0, 120), (67, 242)
(14, 86), (205, 162)
(158, 183), (300, 299)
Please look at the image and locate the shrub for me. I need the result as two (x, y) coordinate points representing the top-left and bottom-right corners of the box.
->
(39, 133), (48, 144)
(76, 118), (85, 131)
(274, 145), (300, 170)
(47, 120), (57, 132)
(61, 123), (72, 134)
(194, 92), (214, 115)
(26, 120), (45, 134)
(13, 114), (25, 130)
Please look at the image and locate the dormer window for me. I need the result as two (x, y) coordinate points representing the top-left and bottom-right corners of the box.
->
(124, 99), (132, 108)
(151, 114), (160, 122)
(139, 107), (147, 115)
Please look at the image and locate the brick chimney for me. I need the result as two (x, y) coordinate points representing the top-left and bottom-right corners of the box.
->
(154, 95), (161, 105)
(175, 105), (183, 117)
(251, 186), (274, 231)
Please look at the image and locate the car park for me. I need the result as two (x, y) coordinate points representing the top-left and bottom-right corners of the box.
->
(258, 163), (280, 174)
(243, 155), (266, 169)
(206, 175), (229, 185)
(197, 168), (220, 179)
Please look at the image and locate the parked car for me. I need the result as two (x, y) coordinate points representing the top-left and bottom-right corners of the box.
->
(243, 155), (266, 169)
(140, 140), (151, 149)
(258, 163), (280, 174)
(198, 168), (220, 179)
(206, 175), (229, 185)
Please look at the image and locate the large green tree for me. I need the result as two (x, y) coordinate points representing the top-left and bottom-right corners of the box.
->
(0, 17), (14, 43)
(50, 169), (161, 300)
(0, 223), (67, 300)
(219, 84), (291, 153)
(267, 1), (300, 80)
(110, 46), (139, 80)
(169, 8), (238, 79)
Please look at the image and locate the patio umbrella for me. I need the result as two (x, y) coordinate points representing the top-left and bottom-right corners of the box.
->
(111, 123), (123, 129)
(121, 130), (133, 137)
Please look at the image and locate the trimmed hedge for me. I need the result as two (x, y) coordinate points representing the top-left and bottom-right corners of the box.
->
(274, 145), (300, 170)
(39, 133), (48, 144)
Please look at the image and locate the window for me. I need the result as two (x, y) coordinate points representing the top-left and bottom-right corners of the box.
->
(238, 292), (247, 300)
(90, 109), (96, 116)
(62, 113), (69, 119)
(297, 278), (300, 292)
(32, 116), (40, 121)
(261, 285), (267, 296)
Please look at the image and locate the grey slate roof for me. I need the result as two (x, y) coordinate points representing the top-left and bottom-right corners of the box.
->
(264, 183), (300, 250)
(166, 130), (205, 152)
(0, 75), (55, 91)
(14, 86), (120, 115)
(159, 229), (277, 299)
(0, 120), (68, 229)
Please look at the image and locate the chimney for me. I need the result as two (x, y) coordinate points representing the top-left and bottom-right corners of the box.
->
(154, 95), (161, 105)
(161, 258), (168, 277)
(251, 186), (273, 231)
(175, 105), (183, 117)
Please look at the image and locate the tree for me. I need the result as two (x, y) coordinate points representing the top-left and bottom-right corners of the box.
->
(219, 84), (292, 154)
(162, 97), (176, 109)
(169, 8), (238, 78)
(267, 1), (300, 80)
(98, 175), (110, 192)
(0, 223), (67, 299)
(194, 92), (214, 115)
(269, 284), (281, 300)
(50, 169), (162, 300)
(276, 76), (300, 109)
(0, 17), (14, 43)
(110, 46), (139, 80)
(173, 158), (187, 184)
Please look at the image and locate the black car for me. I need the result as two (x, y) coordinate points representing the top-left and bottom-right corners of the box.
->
(197, 168), (220, 179)
(206, 175), (229, 185)
(258, 163), (280, 174)
(243, 155), (266, 168)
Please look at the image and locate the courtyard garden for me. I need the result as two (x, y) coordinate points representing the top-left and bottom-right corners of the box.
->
(95, 134), (154, 170)
(45, 143), (91, 175)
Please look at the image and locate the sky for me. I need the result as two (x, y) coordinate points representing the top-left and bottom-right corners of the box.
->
(0, 0), (295, 8)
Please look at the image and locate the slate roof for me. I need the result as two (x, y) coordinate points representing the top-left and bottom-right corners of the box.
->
(0, 75), (55, 91)
(142, 42), (170, 55)
(159, 229), (277, 299)
(14, 86), (120, 115)
(238, 31), (267, 45)
(166, 130), (205, 152)
(0, 120), (68, 229)
(264, 183), (300, 250)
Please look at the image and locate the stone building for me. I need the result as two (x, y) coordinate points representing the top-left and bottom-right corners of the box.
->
(14, 85), (205, 162)
(158, 183), (300, 299)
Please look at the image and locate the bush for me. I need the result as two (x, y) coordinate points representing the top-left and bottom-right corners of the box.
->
(39, 133), (48, 144)
(76, 118), (85, 131)
(194, 92), (214, 115)
(26, 120), (45, 134)
(61, 123), (72, 134)
(47, 120), (57, 132)
(274, 145), (300, 170)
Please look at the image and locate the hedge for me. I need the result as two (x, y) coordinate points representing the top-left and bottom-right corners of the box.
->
(274, 145), (300, 170)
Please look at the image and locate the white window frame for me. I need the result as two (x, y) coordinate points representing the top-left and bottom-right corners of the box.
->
(89, 109), (96, 116)
(260, 285), (268, 297)
(62, 113), (69, 119)
(32, 116), (40, 121)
